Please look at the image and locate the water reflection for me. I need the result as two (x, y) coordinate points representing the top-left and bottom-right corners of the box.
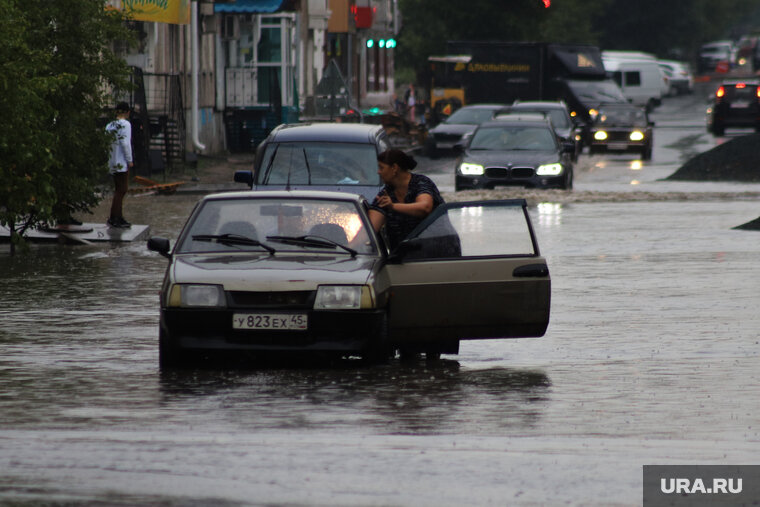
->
(158, 363), (551, 435)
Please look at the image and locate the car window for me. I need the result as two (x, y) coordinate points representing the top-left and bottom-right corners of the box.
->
(258, 142), (380, 186)
(596, 107), (647, 125)
(445, 108), (497, 124)
(514, 108), (570, 128)
(177, 198), (377, 254)
(470, 126), (557, 151)
(404, 201), (537, 260)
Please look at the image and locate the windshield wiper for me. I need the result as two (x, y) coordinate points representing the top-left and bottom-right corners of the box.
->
(266, 234), (357, 257)
(192, 234), (276, 254)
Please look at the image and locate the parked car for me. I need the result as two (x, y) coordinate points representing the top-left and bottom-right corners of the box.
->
(424, 104), (506, 157)
(454, 116), (574, 190)
(588, 103), (654, 160)
(706, 79), (760, 136)
(658, 60), (694, 95)
(507, 100), (584, 161)
(233, 123), (389, 201)
(147, 190), (551, 367)
(697, 41), (735, 74)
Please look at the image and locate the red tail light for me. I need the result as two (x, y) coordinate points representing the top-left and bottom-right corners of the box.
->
(736, 83), (746, 89)
(716, 86), (725, 98)
(757, 87), (760, 98)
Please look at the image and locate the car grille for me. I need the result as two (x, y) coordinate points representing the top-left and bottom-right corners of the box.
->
(605, 131), (635, 142)
(228, 290), (314, 308)
(485, 166), (535, 179)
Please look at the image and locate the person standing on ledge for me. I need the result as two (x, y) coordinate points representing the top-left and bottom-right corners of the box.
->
(106, 101), (133, 228)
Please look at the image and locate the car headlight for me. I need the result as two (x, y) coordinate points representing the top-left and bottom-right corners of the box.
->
(459, 162), (484, 175)
(594, 130), (608, 141)
(314, 285), (374, 310)
(536, 163), (563, 176)
(168, 284), (225, 307)
(629, 130), (645, 141)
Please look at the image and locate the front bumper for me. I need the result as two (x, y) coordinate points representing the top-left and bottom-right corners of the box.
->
(160, 307), (386, 353)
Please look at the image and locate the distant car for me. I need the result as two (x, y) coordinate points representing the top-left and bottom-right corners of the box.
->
(506, 100), (584, 161)
(588, 103), (654, 160)
(233, 123), (389, 201)
(697, 41), (734, 74)
(658, 60), (694, 95)
(455, 117), (575, 191)
(707, 80), (760, 136)
(147, 190), (551, 367)
(424, 104), (506, 157)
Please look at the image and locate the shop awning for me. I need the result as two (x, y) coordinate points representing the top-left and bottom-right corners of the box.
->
(214, 0), (285, 13)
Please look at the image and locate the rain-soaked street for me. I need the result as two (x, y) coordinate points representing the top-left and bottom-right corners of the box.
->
(2, 87), (760, 505)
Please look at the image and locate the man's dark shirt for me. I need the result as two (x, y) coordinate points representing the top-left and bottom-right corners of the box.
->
(370, 173), (444, 250)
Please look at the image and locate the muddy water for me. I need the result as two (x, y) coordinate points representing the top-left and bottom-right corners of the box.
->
(1, 191), (760, 505)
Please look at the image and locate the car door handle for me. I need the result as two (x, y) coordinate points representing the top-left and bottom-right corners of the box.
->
(513, 263), (549, 278)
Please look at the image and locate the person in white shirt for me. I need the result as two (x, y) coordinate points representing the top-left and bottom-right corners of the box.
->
(106, 102), (134, 228)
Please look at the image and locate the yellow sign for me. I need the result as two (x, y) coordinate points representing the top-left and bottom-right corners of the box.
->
(119, 0), (191, 25)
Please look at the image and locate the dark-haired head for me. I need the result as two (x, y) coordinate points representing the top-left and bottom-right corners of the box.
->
(377, 149), (417, 171)
(115, 101), (130, 113)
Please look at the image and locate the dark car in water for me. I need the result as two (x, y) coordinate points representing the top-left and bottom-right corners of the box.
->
(233, 123), (389, 201)
(707, 79), (760, 136)
(147, 190), (551, 367)
(588, 103), (654, 160)
(455, 116), (575, 191)
(424, 104), (506, 157)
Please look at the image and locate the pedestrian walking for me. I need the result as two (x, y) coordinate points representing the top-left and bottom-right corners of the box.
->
(404, 83), (417, 123)
(106, 101), (133, 228)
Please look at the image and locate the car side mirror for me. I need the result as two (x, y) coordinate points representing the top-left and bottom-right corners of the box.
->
(563, 142), (576, 153)
(147, 236), (172, 259)
(452, 143), (465, 154)
(387, 238), (422, 263)
(234, 170), (254, 188)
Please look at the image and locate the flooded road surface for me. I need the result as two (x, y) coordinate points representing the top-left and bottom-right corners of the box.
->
(2, 188), (759, 505)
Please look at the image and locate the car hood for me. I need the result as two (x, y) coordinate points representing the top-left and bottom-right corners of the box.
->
(171, 253), (380, 291)
(464, 150), (561, 166)
(430, 123), (478, 136)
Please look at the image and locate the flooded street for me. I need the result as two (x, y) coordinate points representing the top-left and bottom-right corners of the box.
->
(2, 90), (760, 505)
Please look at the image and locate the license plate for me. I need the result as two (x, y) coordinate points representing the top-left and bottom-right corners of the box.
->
(731, 100), (749, 108)
(232, 313), (308, 330)
(436, 142), (455, 149)
(607, 143), (628, 150)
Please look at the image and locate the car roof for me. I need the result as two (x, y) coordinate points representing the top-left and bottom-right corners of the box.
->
(494, 112), (550, 123)
(202, 189), (367, 203)
(511, 101), (567, 110)
(480, 118), (552, 128)
(266, 122), (383, 143)
(458, 104), (508, 109)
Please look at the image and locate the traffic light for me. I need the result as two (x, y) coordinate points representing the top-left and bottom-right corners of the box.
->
(366, 38), (396, 49)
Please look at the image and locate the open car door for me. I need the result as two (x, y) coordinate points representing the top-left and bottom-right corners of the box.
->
(385, 199), (550, 347)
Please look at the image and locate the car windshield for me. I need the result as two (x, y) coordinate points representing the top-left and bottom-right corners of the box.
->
(513, 108), (571, 128)
(177, 198), (376, 255)
(469, 125), (557, 151)
(566, 79), (627, 104)
(596, 107), (648, 126)
(445, 107), (497, 125)
(258, 142), (380, 186)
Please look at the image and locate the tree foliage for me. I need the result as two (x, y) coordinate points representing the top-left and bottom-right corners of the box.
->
(397, 0), (760, 81)
(0, 0), (133, 254)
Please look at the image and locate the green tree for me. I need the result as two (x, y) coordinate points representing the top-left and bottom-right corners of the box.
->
(0, 0), (133, 255)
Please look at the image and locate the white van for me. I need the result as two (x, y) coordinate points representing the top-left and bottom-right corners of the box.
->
(602, 51), (668, 111)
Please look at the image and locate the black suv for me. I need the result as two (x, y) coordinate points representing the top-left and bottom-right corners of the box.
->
(708, 80), (760, 136)
(234, 123), (389, 200)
